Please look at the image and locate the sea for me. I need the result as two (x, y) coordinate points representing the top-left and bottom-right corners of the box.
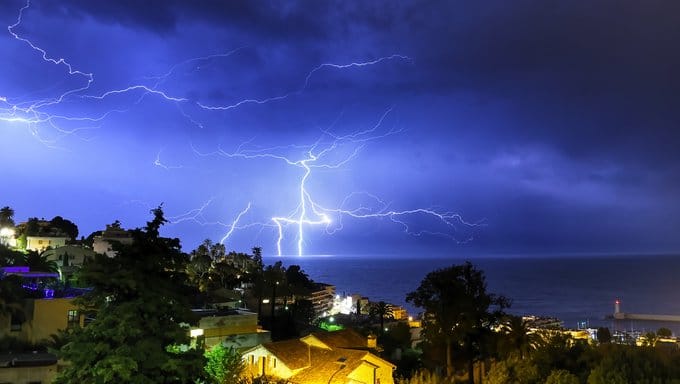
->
(263, 254), (680, 335)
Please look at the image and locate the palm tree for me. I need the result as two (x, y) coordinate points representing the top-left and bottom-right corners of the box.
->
(24, 250), (59, 272)
(370, 301), (393, 332)
(502, 315), (538, 359)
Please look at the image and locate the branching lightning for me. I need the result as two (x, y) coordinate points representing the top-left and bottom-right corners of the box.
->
(4, 0), (411, 145)
(167, 199), (258, 249)
(193, 108), (479, 256)
(6, 1), (477, 256)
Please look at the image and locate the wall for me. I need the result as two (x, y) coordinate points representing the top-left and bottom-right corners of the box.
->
(1, 298), (83, 344)
(242, 345), (295, 379)
(0, 363), (57, 384)
(26, 236), (68, 252)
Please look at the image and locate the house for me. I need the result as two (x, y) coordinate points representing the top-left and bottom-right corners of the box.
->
(0, 267), (85, 344)
(15, 219), (73, 252)
(0, 296), (83, 345)
(242, 329), (395, 384)
(390, 305), (408, 321)
(92, 222), (133, 257)
(25, 235), (69, 252)
(193, 308), (271, 350)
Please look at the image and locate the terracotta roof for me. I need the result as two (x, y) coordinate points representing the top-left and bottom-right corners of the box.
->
(288, 348), (368, 384)
(262, 339), (312, 370)
(311, 329), (369, 350)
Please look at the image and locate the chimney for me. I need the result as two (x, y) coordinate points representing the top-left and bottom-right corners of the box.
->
(367, 333), (377, 349)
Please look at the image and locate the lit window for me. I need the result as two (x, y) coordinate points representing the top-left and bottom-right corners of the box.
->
(67, 310), (79, 328)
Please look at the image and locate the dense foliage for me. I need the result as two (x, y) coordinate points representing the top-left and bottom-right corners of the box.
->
(407, 262), (509, 382)
(55, 207), (205, 384)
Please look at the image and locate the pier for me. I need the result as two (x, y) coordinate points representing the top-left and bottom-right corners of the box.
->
(613, 299), (680, 322)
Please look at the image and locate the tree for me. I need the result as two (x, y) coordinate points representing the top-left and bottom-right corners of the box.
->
(263, 261), (286, 327)
(0, 244), (24, 265)
(0, 273), (24, 318)
(406, 262), (509, 382)
(397, 369), (454, 384)
(642, 331), (659, 347)
(487, 357), (538, 384)
(501, 315), (537, 359)
(187, 252), (213, 292)
(207, 259), (241, 291)
(0, 206), (14, 227)
(545, 369), (579, 384)
(55, 207), (205, 384)
(657, 327), (672, 338)
(370, 301), (393, 332)
(249, 247), (265, 319)
(204, 344), (246, 384)
(49, 216), (79, 240)
(596, 327), (611, 344)
(23, 250), (58, 272)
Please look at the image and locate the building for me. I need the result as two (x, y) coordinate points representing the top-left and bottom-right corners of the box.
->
(193, 308), (271, 350)
(25, 235), (69, 252)
(15, 219), (73, 252)
(42, 245), (95, 268)
(92, 222), (134, 257)
(0, 267), (85, 344)
(390, 305), (408, 321)
(242, 329), (395, 384)
(0, 296), (83, 345)
(307, 283), (336, 318)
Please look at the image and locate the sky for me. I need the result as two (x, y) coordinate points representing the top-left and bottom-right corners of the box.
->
(1, 0), (679, 257)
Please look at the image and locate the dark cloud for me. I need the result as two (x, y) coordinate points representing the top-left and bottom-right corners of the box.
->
(41, 0), (332, 40)
(3, 0), (679, 254)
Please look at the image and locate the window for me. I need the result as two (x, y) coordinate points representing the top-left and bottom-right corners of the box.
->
(67, 310), (79, 328)
(10, 314), (22, 331)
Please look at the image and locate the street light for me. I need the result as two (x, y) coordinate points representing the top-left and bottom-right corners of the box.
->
(327, 357), (347, 384)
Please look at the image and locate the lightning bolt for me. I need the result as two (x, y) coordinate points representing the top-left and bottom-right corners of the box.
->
(153, 149), (184, 170)
(4, 0), (411, 144)
(193, 108), (479, 256)
(5, 1), (473, 255)
(219, 202), (252, 245)
(167, 199), (259, 249)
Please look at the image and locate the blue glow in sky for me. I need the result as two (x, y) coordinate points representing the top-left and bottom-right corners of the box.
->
(2, 0), (679, 256)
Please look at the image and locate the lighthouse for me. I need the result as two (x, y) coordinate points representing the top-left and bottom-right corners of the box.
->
(614, 299), (621, 314)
